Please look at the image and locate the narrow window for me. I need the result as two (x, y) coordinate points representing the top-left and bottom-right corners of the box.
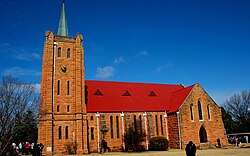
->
(67, 81), (70, 95)
(58, 47), (61, 57)
(190, 104), (194, 121)
(198, 101), (203, 120)
(139, 115), (142, 133)
(67, 48), (70, 58)
(207, 105), (211, 120)
(160, 115), (164, 135)
(134, 115), (137, 131)
(116, 116), (120, 138)
(57, 80), (60, 95)
(65, 126), (69, 139)
(90, 116), (94, 120)
(91, 127), (94, 140)
(155, 115), (159, 135)
(67, 105), (70, 112)
(57, 105), (60, 112)
(58, 126), (62, 139)
(110, 116), (114, 139)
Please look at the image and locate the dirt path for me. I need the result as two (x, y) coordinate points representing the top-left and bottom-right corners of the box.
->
(84, 148), (250, 156)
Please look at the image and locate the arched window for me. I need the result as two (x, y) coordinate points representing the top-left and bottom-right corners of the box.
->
(110, 116), (114, 139)
(67, 81), (70, 95)
(134, 115), (137, 131)
(207, 105), (211, 120)
(139, 115), (142, 133)
(190, 104), (194, 121)
(58, 126), (62, 139)
(116, 116), (119, 138)
(58, 47), (61, 57)
(198, 100), (203, 120)
(67, 105), (70, 112)
(65, 126), (69, 139)
(57, 105), (60, 112)
(91, 127), (94, 140)
(155, 115), (159, 135)
(160, 115), (163, 135)
(90, 116), (94, 120)
(67, 48), (70, 58)
(57, 80), (60, 95)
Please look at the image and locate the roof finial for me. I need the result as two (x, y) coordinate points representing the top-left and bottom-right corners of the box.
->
(57, 0), (69, 36)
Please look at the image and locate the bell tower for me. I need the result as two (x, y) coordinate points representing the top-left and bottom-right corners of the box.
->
(38, 1), (88, 155)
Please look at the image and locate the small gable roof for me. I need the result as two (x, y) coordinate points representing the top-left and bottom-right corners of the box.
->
(85, 80), (195, 113)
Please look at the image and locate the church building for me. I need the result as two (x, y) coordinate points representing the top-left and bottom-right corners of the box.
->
(38, 2), (227, 155)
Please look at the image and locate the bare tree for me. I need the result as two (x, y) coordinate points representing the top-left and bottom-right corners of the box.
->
(0, 75), (39, 155)
(223, 90), (250, 132)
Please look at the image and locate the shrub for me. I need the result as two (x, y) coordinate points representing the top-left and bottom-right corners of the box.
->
(123, 127), (146, 152)
(64, 141), (77, 154)
(149, 137), (168, 151)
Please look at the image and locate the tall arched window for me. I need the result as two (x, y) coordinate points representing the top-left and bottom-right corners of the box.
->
(57, 105), (60, 112)
(160, 115), (163, 135)
(139, 115), (142, 133)
(67, 48), (70, 58)
(190, 104), (194, 121)
(57, 80), (60, 95)
(67, 105), (70, 112)
(67, 81), (70, 95)
(155, 115), (159, 135)
(198, 100), (203, 120)
(65, 126), (69, 139)
(207, 105), (211, 120)
(58, 126), (62, 139)
(116, 116), (119, 138)
(110, 116), (114, 139)
(134, 115), (137, 131)
(58, 47), (61, 57)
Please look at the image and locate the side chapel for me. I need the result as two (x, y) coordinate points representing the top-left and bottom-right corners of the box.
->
(38, 2), (227, 155)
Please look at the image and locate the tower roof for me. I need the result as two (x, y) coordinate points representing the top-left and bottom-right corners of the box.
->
(57, 1), (69, 36)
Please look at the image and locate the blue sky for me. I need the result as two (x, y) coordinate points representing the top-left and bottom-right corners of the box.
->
(0, 0), (250, 105)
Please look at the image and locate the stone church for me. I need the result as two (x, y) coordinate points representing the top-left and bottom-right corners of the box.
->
(38, 2), (227, 155)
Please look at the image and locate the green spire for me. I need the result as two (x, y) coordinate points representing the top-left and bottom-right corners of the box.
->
(57, 1), (69, 36)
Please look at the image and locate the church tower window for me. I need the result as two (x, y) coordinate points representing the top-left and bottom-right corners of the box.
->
(58, 47), (61, 57)
(67, 48), (70, 58)
(67, 105), (70, 112)
(198, 100), (203, 120)
(57, 105), (60, 112)
(58, 126), (62, 139)
(57, 80), (60, 95)
(67, 81), (70, 95)
(65, 126), (69, 139)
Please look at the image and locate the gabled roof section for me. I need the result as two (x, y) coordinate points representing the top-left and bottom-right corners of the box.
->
(57, 1), (69, 36)
(168, 84), (195, 113)
(86, 80), (195, 113)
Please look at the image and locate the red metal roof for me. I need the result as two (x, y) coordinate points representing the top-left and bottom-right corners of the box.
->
(85, 80), (195, 113)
